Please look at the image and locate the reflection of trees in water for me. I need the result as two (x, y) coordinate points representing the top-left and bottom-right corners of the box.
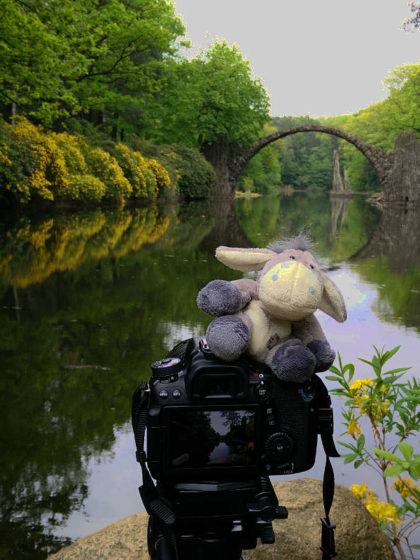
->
(199, 196), (252, 252)
(354, 206), (420, 272)
(329, 195), (352, 243)
(0, 206), (169, 288)
(235, 192), (381, 262)
(171, 411), (220, 467)
(0, 235), (217, 558)
(0, 318), (111, 558)
(352, 206), (420, 330)
(221, 411), (255, 466)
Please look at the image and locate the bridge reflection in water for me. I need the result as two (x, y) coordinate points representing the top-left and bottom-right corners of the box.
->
(1, 192), (420, 559)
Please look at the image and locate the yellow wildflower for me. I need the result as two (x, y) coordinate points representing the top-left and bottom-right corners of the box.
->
(350, 378), (373, 393)
(352, 483), (402, 525)
(353, 393), (369, 410)
(347, 418), (362, 438)
(365, 494), (401, 525)
(393, 478), (420, 501)
(350, 482), (369, 500)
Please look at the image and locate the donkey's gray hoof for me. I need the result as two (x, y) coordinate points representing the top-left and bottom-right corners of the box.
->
(271, 340), (316, 383)
(197, 280), (242, 317)
(307, 339), (335, 372)
(206, 316), (250, 361)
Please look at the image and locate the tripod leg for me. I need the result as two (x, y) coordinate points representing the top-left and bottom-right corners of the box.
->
(147, 516), (177, 560)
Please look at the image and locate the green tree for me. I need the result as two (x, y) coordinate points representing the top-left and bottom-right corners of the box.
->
(143, 41), (270, 151)
(270, 116), (340, 190)
(325, 64), (420, 190)
(382, 64), (420, 135)
(0, 0), (185, 129)
(239, 123), (282, 193)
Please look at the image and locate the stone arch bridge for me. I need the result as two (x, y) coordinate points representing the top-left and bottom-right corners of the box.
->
(205, 125), (396, 197)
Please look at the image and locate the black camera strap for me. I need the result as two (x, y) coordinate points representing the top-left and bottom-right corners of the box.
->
(316, 386), (340, 560)
(131, 381), (178, 559)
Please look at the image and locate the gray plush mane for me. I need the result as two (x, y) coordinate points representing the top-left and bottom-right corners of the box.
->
(268, 234), (314, 255)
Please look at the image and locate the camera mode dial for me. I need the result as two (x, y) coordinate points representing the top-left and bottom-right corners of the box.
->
(265, 432), (294, 462)
(151, 357), (182, 380)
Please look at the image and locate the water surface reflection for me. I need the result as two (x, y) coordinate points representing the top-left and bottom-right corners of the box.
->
(0, 193), (419, 558)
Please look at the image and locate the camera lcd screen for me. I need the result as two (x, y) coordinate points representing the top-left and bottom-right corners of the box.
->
(166, 407), (258, 470)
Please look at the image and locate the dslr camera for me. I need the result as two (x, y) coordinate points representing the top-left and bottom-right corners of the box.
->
(147, 338), (321, 481)
(133, 338), (336, 560)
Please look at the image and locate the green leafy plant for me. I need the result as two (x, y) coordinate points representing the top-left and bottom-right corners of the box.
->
(327, 346), (420, 560)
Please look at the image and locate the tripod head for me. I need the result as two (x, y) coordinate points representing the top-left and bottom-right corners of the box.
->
(147, 476), (287, 560)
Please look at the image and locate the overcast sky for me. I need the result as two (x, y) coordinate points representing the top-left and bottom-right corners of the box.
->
(173, 0), (420, 117)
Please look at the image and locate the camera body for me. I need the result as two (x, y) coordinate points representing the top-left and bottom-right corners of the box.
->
(146, 339), (320, 482)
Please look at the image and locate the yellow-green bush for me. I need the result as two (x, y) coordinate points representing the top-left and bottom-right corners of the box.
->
(0, 117), (174, 204)
(147, 158), (171, 191)
(114, 143), (171, 200)
(0, 117), (70, 201)
(85, 148), (131, 201)
(73, 174), (107, 201)
(114, 143), (153, 198)
(54, 132), (88, 175)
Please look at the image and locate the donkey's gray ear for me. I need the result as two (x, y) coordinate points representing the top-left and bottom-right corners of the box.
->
(318, 272), (347, 322)
(215, 246), (276, 272)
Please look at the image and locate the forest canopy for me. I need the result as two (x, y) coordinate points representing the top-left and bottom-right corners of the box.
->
(0, 0), (419, 201)
(0, 0), (185, 129)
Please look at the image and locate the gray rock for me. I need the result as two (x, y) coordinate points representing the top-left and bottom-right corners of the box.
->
(384, 132), (420, 204)
(49, 478), (395, 560)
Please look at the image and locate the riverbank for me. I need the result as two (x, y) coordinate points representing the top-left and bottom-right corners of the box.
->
(0, 117), (215, 206)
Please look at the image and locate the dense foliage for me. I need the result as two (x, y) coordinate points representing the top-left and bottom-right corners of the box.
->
(0, 0), (270, 203)
(142, 41), (271, 150)
(0, 0), (185, 131)
(0, 0), (419, 200)
(0, 117), (172, 203)
(238, 123), (282, 194)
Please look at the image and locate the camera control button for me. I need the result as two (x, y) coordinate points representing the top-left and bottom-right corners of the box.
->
(159, 390), (169, 399)
(152, 357), (182, 380)
(265, 432), (294, 462)
(256, 384), (268, 399)
(172, 389), (182, 399)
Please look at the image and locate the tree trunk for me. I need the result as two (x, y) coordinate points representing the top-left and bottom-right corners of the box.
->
(201, 141), (235, 198)
(332, 150), (344, 191)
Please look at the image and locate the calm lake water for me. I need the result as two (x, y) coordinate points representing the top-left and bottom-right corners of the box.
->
(1, 192), (419, 559)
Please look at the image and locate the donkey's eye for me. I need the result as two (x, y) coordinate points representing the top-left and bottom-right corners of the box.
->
(289, 255), (295, 260)
(310, 264), (314, 269)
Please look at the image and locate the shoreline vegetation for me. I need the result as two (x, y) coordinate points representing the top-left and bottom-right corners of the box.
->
(0, 1), (419, 206)
(0, 116), (216, 206)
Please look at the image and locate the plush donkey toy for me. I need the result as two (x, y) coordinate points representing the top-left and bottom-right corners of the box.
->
(197, 236), (347, 383)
